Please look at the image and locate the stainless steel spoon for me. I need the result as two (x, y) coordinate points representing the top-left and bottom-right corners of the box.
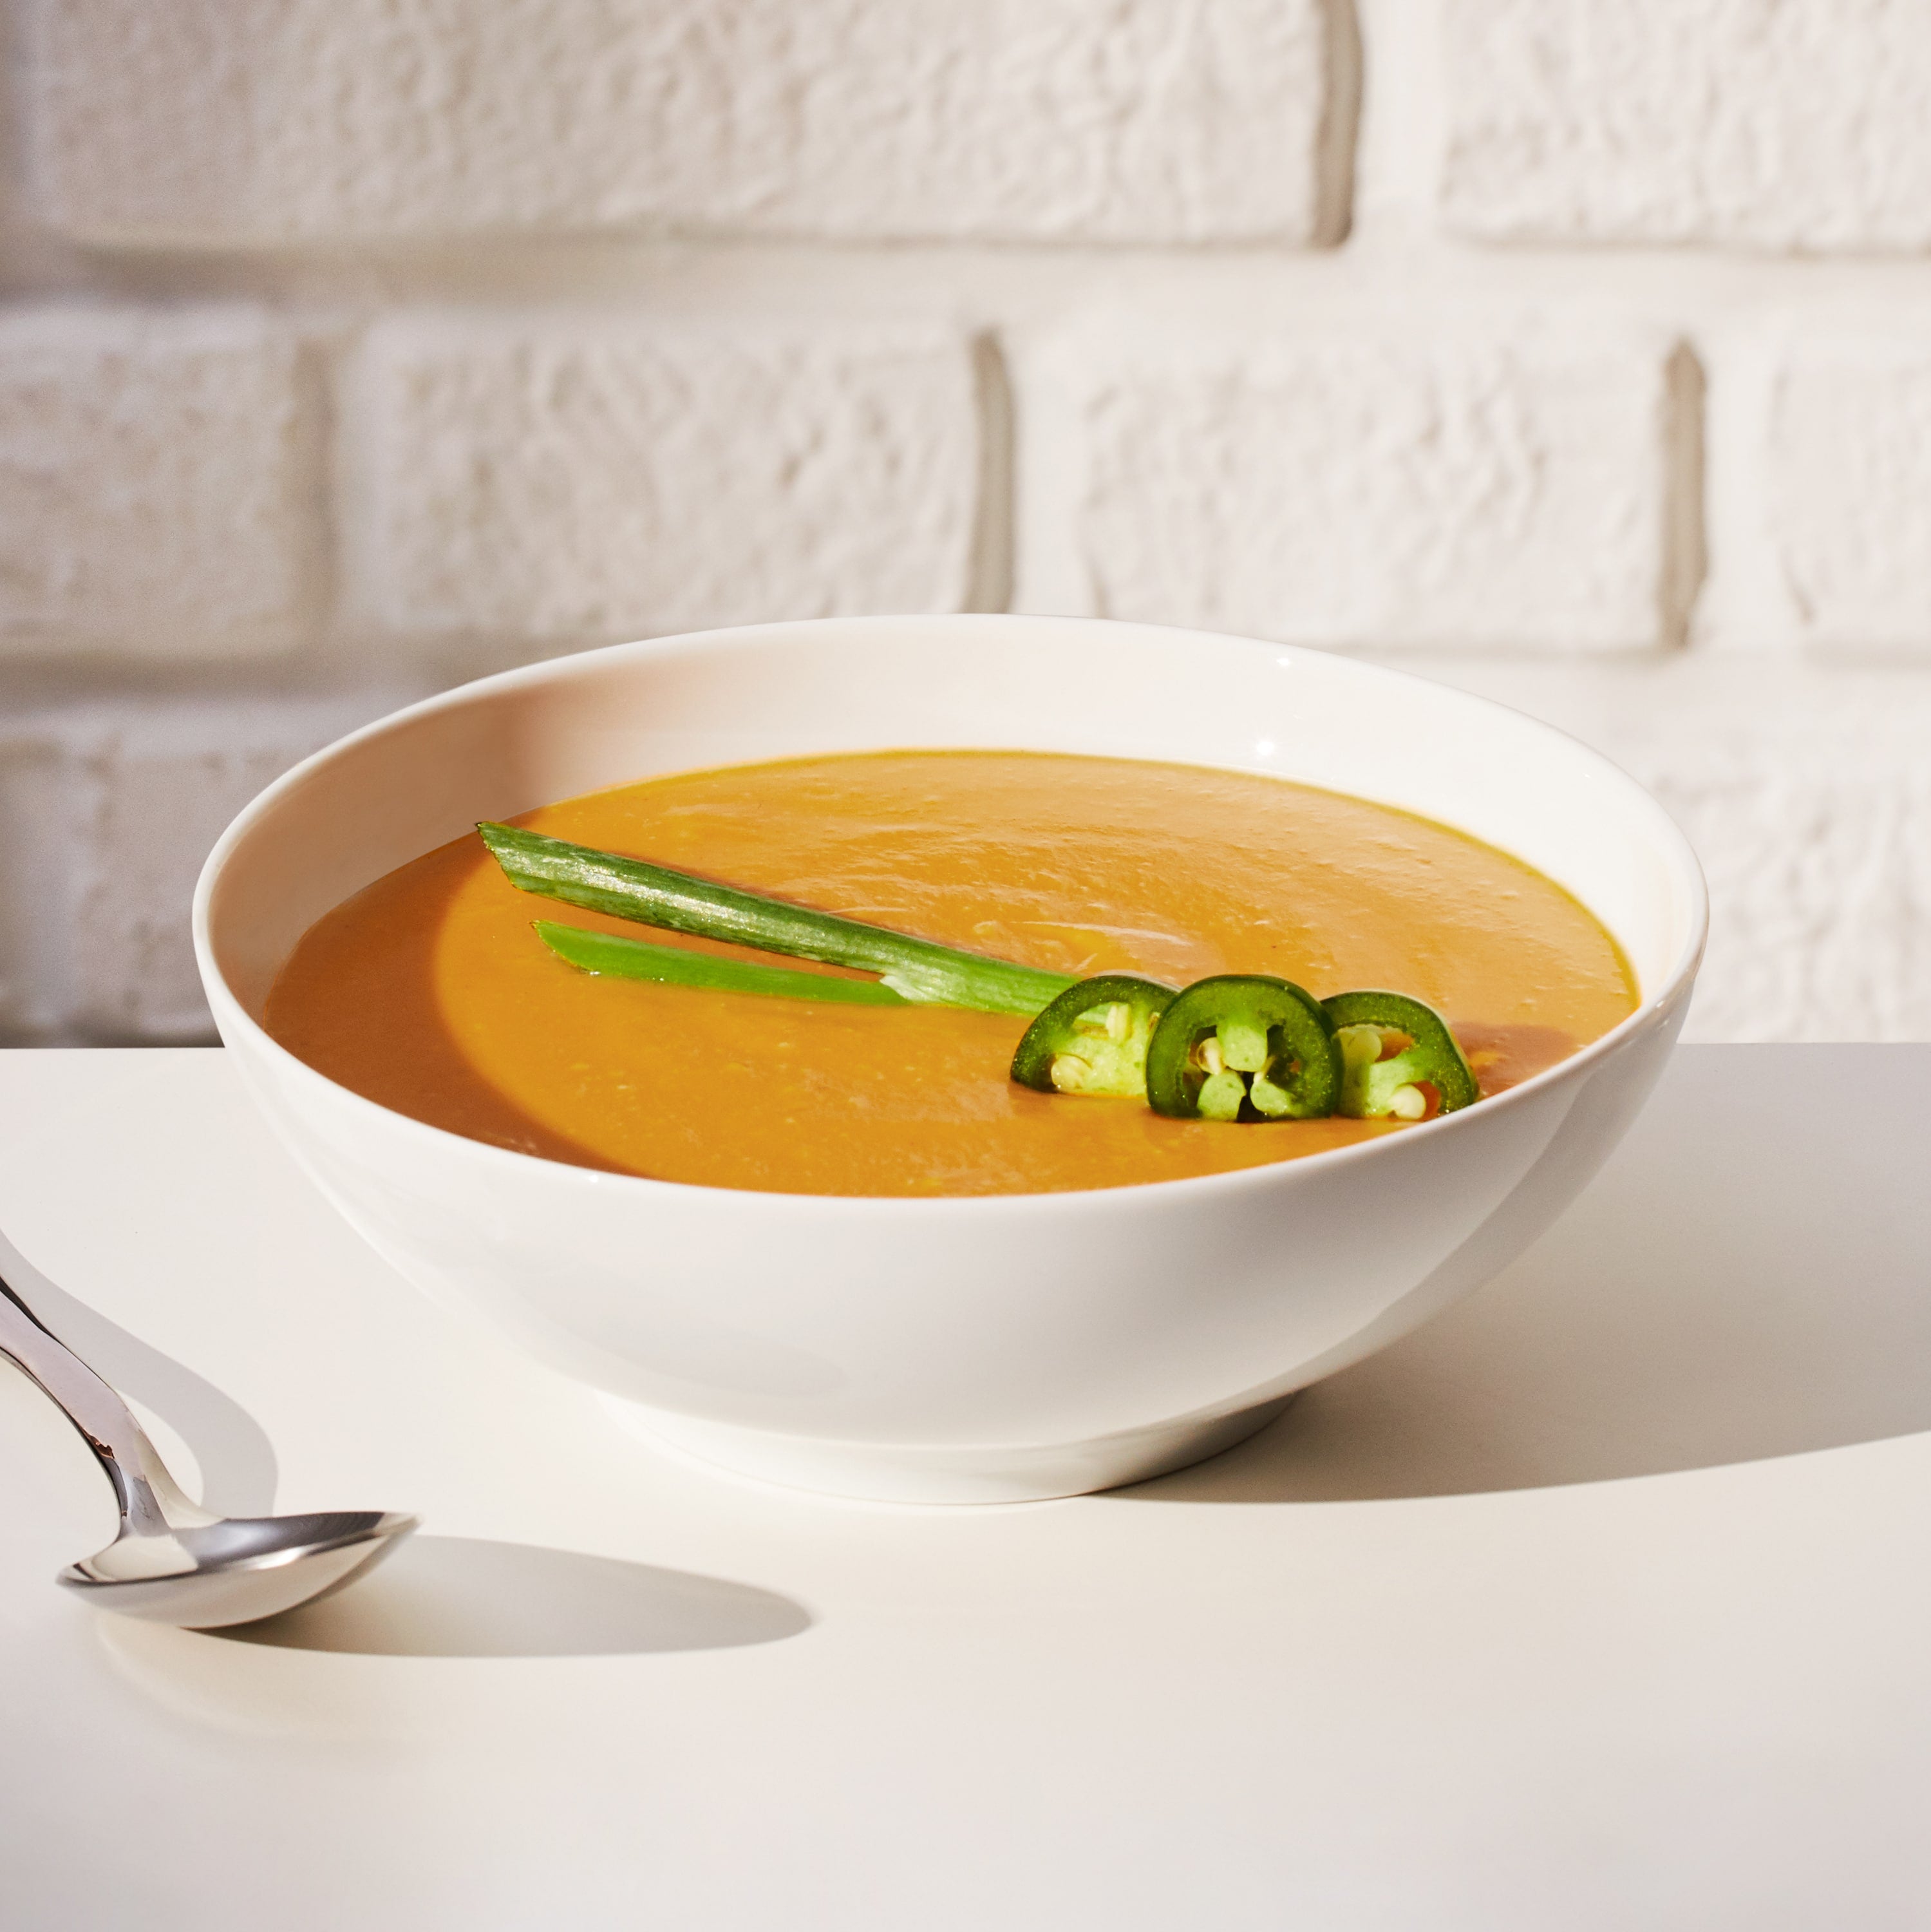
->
(1, 1260), (416, 1629)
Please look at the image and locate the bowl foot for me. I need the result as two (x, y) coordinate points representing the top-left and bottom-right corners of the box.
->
(598, 1395), (1297, 1504)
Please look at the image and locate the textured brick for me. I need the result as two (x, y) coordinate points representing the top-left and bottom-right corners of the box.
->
(0, 308), (312, 658)
(1442, 0), (1931, 251)
(0, 732), (64, 1037)
(1024, 333), (1698, 651)
(30, 0), (1346, 247)
(353, 318), (982, 642)
(1769, 346), (1931, 652)
(1641, 732), (1931, 1042)
(0, 696), (414, 1043)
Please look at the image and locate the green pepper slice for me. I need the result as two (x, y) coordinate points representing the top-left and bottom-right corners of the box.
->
(1321, 990), (1478, 1119)
(1144, 976), (1341, 1122)
(1010, 974), (1178, 1098)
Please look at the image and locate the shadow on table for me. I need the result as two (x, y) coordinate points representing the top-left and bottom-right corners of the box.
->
(218, 1536), (812, 1657)
(1123, 1046), (1931, 1504)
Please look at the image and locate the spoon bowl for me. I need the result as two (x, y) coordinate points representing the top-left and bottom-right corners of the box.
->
(60, 1510), (419, 1629)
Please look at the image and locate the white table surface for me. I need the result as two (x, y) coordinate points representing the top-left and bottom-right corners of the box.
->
(2, 1045), (1928, 1931)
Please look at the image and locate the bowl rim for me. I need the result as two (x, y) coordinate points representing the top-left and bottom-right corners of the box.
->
(192, 614), (1710, 1216)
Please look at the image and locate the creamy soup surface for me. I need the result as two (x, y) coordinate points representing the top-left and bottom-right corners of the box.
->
(266, 750), (1638, 1197)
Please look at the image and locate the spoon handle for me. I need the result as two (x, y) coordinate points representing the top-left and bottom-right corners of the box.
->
(0, 1235), (195, 1537)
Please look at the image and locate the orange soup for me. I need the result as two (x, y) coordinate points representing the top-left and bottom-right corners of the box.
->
(265, 750), (1637, 1197)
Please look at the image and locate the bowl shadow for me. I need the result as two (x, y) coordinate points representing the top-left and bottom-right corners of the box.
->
(219, 1536), (812, 1657)
(1120, 1046), (1931, 1503)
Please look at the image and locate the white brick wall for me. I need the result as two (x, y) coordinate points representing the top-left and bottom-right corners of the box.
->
(0, 309), (312, 657)
(6, 0), (1931, 1045)
(1017, 330), (1697, 649)
(352, 318), (984, 643)
(1442, 0), (1931, 251)
(1646, 733), (1931, 1041)
(30, 0), (1346, 247)
(1769, 343), (1931, 652)
(0, 694), (419, 1041)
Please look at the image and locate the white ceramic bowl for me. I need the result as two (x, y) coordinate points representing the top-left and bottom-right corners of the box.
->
(194, 617), (1706, 1504)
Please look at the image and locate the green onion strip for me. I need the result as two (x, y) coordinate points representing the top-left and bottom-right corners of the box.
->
(481, 823), (1076, 1018)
